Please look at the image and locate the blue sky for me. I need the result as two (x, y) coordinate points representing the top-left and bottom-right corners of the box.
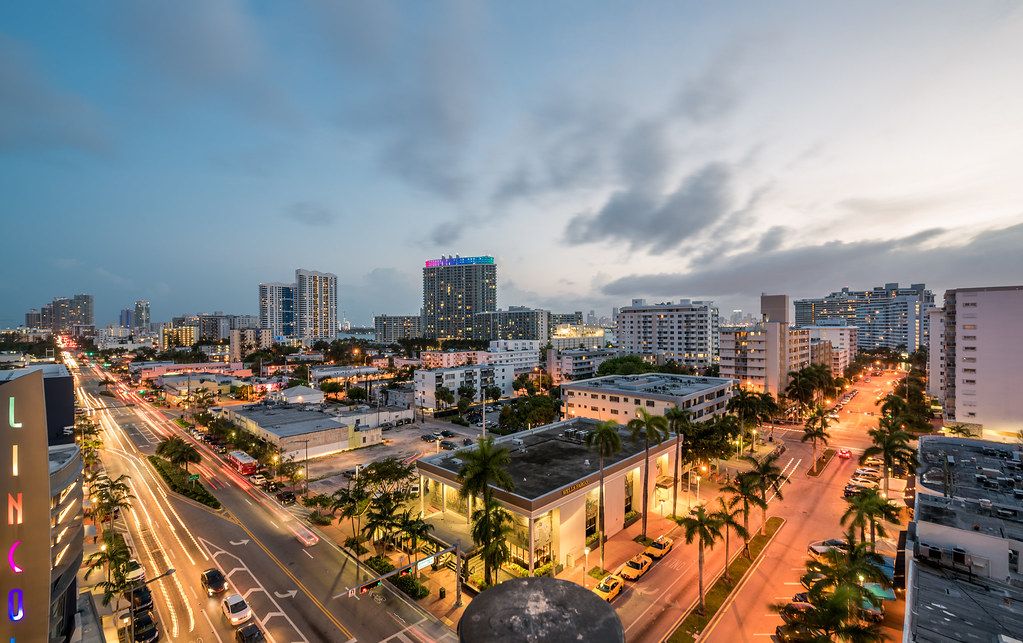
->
(2, 1), (1022, 326)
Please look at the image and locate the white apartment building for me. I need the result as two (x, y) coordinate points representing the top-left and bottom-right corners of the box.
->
(719, 323), (811, 398)
(420, 340), (540, 373)
(258, 282), (296, 337)
(550, 324), (606, 351)
(800, 324), (858, 377)
(926, 307), (945, 399)
(229, 328), (273, 362)
(614, 299), (719, 368)
(561, 373), (734, 422)
(414, 364), (516, 411)
(420, 350), (482, 369)
(546, 347), (619, 385)
(295, 269), (338, 340)
(929, 285), (1023, 438)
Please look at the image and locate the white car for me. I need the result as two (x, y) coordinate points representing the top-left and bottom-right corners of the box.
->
(249, 474), (267, 486)
(221, 593), (252, 625)
(854, 468), (881, 479)
(848, 477), (879, 488)
(124, 559), (146, 584)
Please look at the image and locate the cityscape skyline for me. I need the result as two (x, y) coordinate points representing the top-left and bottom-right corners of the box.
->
(3, 3), (1023, 326)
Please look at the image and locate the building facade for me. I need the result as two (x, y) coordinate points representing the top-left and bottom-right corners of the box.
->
(422, 256), (497, 339)
(561, 373), (734, 422)
(614, 299), (719, 368)
(118, 308), (133, 329)
(39, 294), (94, 333)
(161, 325), (196, 350)
(229, 328), (273, 362)
(374, 315), (423, 344)
(414, 364), (516, 411)
(929, 285), (1023, 438)
(546, 347), (619, 384)
(799, 324), (858, 377)
(295, 269), (338, 340)
(259, 282), (296, 338)
(473, 307), (551, 341)
(719, 323), (811, 397)
(550, 325), (606, 351)
(794, 283), (933, 351)
(134, 299), (151, 331)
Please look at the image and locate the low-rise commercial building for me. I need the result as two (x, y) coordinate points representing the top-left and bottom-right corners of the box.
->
(131, 361), (251, 381)
(546, 348), (618, 385)
(271, 385), (325, 405)
(220, 403), (382, 459)
(414, 364), (516, 411)
(561, 373), (734, 422)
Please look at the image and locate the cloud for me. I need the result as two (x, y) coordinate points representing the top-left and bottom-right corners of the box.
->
(600, 222), (1023, 300)
(756, 225), (789, 252)
(674, 48), (747, 124)
(564, 162), (735, 254)
(0, 35), (108, 154)
(341, 267), (420, 323)
(283, 202), (337, 227)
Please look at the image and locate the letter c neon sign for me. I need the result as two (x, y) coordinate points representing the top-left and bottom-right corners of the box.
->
(7, 541), (22, 574)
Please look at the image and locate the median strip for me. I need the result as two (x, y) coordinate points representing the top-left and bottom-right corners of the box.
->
(807, 448), (836, 477)
(665, 516), (785, 643)
(147, 455), (222, 509)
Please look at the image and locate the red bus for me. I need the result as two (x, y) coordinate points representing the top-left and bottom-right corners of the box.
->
(227, 450), (259, 476)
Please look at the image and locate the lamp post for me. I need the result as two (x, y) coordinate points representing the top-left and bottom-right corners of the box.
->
(695, 475), (702, 506)
(128, 568), (175, 643)
(584, 547), (590, 587)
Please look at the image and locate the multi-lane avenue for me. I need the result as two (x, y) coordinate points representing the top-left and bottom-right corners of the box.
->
(73, 358), (456, 643)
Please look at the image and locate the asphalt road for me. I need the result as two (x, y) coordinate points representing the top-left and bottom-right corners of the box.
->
(77, 362), (457, 643)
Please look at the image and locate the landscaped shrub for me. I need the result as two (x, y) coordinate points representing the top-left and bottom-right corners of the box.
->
(148, 456), (221, 509)
(365, 555), (395, 575)
(623, 510), (641, 528)
(392, 574), (429, 599)
(308, 511), (332, 526)
(344, 537), (369, 556)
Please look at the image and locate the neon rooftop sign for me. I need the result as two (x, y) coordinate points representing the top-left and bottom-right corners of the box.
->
(424, 256), (495, 268)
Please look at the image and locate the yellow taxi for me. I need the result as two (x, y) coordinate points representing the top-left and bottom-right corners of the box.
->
(618, 554), (653, 581)
(592, 574), (624, 602)
(644, 535), (674, 560)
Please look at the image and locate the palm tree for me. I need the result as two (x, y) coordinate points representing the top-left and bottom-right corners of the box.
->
(721, 472), (765, 557)
(801, 405), (831, 471)
(190, 386), (215, 417)
(156, 436), (201, 472)
(585, 420), (622, 574)
(784, 369), (816, 417)
(362, 493), (400, 554)
(677, 506), (723, 614)
(92, 474), (135, 536)
(435, 385), (455, 410)
(711, 496), (748, 582)
(457, 436), (515, 505)
(471, 497), (513, 586)
(740, 452), (785, 534)
(397, 510), (433, 578)
(803, 536), (891, 620)
(627, 408), (669, 540)
(664, 406), (696, 519)
(861, 418), (917, 498)
(727, 388), (775, 453)
(842, 488), (900, 551)
(332, 483), (370, 544)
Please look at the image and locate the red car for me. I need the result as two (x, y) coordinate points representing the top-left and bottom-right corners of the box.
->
(837, 449), (852, 459)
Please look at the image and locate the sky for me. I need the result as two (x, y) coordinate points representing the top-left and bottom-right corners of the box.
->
(2, 1), (1022, 327)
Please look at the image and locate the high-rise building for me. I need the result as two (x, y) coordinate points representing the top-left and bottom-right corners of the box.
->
(229, 328), (273, 362)
(799, 324), (858, 377)
(259, 282), (296, 338)
(134, 299), (151, 331)
(24, 308), (41, 327)
(197, 314), (231, 342)
(794, 283), (933, 351)
(295, 269), (338, 340)
(473, 307), (550, 341)
(38, 294), (94, 333)
(118, 308), (134, 328)
(614, 299), (719, 368)
(929, 285), (1023, 438)
(760, 294), (791, 324)
(552, 311), (584, 327)
(422, 255), (497, 340)
(161, 325), (197, 350)
(374, 315), (423, 344)
(720, 294), (811, 397)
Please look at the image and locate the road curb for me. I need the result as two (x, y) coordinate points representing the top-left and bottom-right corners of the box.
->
(658, 517), (787, 643)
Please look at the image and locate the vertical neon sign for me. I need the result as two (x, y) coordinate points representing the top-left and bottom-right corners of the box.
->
(1, 372), (51, 642)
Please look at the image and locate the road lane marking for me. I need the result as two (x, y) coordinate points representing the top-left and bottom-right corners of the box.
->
(302, 549), (314, 559)
(200, 607), (225, 643)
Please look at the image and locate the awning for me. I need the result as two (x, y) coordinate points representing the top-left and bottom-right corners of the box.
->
(654, 475), (676, 489)
(865, 583), (896, 601)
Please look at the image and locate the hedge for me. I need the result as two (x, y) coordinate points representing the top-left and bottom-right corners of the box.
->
(364, 555), (429, 599)
(148, 456), (221, 509)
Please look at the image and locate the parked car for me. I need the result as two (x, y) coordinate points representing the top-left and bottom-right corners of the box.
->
(249, 474), (267, 487)
(644, 535), (674, 560)
(421, 434), (438, 442)
(123, 586), (153, 612)
(200, 568), (229, 596)
(275, 491), (297, 506)
(807, 539), (849, 557)
(125, 559), (146, 583)
(592, 574), (624, 602)
(848, 477), (879, 488)
(775, 623), (820, 641)
(235, 622), (266, 642)
(440, 430), (457, 438)
(462, 437), (473, 446)
(779, 601), (815, 624)
(439, 440), (457, 450)
(262, 480), (283, 493)
(618, 554), (653, 581)
(125, 609), (160, 643)
(221, 594), (253, 625)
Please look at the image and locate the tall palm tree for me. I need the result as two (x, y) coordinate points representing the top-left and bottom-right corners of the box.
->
(397, 510), (434, 578)
(92, 474), (135, 536)
(784, 369), (816, 417)
(156, 436), (202, 472)
(842, 488), (900, 551)
(677, 506), (723, 615)
(711, 496), (748, 582)
(801, 405), (832, 470)
(332, 483), (370, 543)
(803, 536), (891, 617)
(861, 419), (917, 498)
(740, 452), (786, 534)
(585, 420), (622, 573)
(721, 472), (765, 557)
(458, 436), (515, 505)
(627, 408), (669, 540)
(362, 493), (400, 554)
(664, 406), (697, 519)
(727, 388), (763, 452)
(84, 531), (133, 611)
(471, 497), (513, 586)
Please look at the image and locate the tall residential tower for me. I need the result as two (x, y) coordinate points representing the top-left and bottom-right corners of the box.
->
(422, 255), (497, 340)
(295, 269), (338, 340)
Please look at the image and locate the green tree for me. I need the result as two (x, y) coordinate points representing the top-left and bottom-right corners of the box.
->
(801, 405), (832, 469)
(728, 388), (775, 453)
(677, 506), (723, 615)
(861, 417), (917, 499)
(711, 496), (748, 582)
(740, 452), (786, 535)
(720, 471), (765, 557)
(319, 381), (343, 399)
(471, 497), (514, 586)
(347, 385), (368, 402)
(842, 488), (901, 551)
(92, 474), (135, 536)
(784, 369), (817, 417)
(362, 492), (401, 555)
(627, 408), (669, 540)
(665, 406), (696, 518)
(397, 510), (434, 578)
(332, 482), (371, 545)
(435, 385), (455, 410)
(457, 437), (515, 505)
(585, 420), (623, 574)
(156, 436), (201, 472)
(83, 531), (132, 611)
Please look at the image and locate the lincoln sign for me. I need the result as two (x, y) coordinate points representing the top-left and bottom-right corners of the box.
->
(1, 371), (50, 642)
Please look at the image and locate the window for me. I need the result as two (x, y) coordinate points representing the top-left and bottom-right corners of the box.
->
(611, 409), (619, 415)
(609, 396), (620, 403)
(624, 472), (634, 513)
(962, 324), (977, 330)
(646, 400), (655, 407)
(590, 406), (598, 411)
(585, 494), (598, 537)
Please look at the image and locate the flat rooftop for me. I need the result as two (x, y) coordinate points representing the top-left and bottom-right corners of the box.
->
(420, 417), (657, 501)
(910, 559), (1023, 642)
(230, 404), (344, 438)
(49, 444), (80, 474)
(916, 437), (1023, 541)
(332, 404), (408, 417)
(562, 373), (732, 398)
(0, 363), (71, 381)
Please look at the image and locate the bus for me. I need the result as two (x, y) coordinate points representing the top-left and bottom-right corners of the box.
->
(227, 450), (259, 476)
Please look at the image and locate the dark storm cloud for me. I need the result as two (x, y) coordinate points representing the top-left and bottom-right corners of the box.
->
(756, 225), (789, 252)
(0, 35), (108, 154)
(283, 202), (337, 227)
(564, 162), (735, 254)
(601, 222), (1023, 299)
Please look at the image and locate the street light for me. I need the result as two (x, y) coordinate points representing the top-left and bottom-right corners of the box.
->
(695, 475), (702, 505)
(128, 568), (175, 642)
